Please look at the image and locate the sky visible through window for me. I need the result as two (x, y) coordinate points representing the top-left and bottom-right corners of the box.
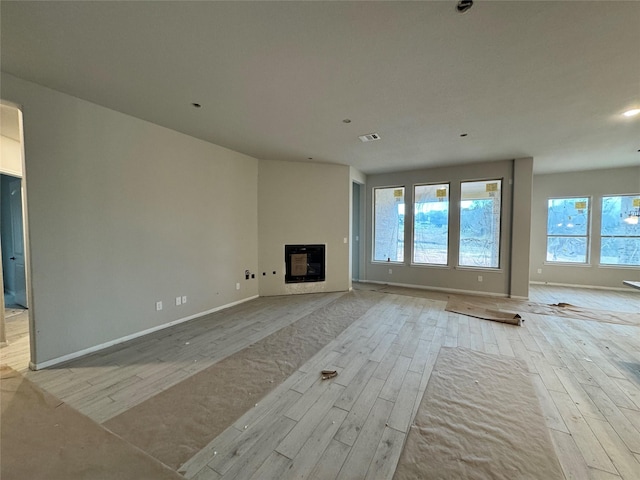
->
(373, 187), (405, 262)
(601, 195), (640, 266)
(459, 180), (501, 268)
(546, 197), (589, 263)
(413, 184), (449, 265)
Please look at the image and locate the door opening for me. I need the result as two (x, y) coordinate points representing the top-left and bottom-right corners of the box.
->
(352, 182), (362, 281)
(0, 101), (32, 369)
(1, 174), (27, 308)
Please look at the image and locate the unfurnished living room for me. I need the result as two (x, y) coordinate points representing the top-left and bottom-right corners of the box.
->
(0, 1), (639, 479)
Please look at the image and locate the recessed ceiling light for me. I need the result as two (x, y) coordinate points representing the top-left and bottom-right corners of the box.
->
(623, 108), (640, 117)
(191, 102), (202, 108)
(343, 119), (352, 124)
(456, 0), (473, 14)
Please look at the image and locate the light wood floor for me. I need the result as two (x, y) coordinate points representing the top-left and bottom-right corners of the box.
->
(2, 284), (639, 479)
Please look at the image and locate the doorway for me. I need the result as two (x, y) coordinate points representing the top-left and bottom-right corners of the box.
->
(0, 101), (32, 369)
(352, 182), (362, 281)
(1, 174), (28, 308)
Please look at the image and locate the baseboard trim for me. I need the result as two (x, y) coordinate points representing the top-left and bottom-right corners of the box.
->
(509, 295), (529, 300)
(529, 281), (631, 292)
(29, 295), (260, 371)
(360, 280), (510, 298)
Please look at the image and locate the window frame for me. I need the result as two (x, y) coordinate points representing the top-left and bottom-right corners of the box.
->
(411, 182), (450, 267)
(372, 185), (406, 264)
(545, 196), (591, 265)
(457, 178), (503, 270)
(599, 193), (640, 267)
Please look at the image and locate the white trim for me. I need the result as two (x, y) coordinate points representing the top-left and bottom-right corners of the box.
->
(598, 263), (640, 270)
(543, 262), (591, 267)
(29, 295), (259, 370)
(529, 281), (630, 292)
(455, 266), (504, 273)
(360, 280), (509, 298)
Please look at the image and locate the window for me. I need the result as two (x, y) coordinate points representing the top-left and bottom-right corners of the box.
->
(413, 183), (449, 265)
(600, 195), (640, 266)
(459, 180), (502, 268)
(546, 197), (590, 263)
(373, 186), (405, 262)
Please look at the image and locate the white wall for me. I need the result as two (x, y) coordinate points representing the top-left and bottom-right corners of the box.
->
(531, 166), (640, 288)
(365, 159), (532, 297)
(1, 73), (259, 366)
(258, 159), (351, 296)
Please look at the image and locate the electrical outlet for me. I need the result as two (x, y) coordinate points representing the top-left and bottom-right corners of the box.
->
(182, 295), (187, 304)
(478, 275), (483, 282)
(537, 268), (542, 274)
(156, 301), (163, 311)
(175, 296), (182, 306)
(236, 283), (240, 290)
(388, 268), (393, 274)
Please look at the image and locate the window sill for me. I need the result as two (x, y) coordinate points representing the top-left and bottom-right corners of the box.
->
(543, 262), (591, 267)
(455, 266), (503, 273)
(598, 263), (640, 269)
(410, 263), (451, 269)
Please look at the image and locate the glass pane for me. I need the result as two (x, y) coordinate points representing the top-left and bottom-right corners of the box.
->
(459, 180), (501, 268)
(547, 197), (589, 235)
(546, 236), (588, 263)
(601, 195), (640, 237)
(600, 237), (640, 266)
(413, 184), (449, 265)
(373, 187), (405, 262)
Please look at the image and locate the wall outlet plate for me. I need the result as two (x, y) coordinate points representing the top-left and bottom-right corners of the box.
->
(156, 301), (163, 311)
(175, 296), (182, 306)
(182, 295), (187, 304)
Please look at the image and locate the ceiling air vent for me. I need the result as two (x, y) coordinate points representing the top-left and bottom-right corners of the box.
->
(358, 133), (381, 142)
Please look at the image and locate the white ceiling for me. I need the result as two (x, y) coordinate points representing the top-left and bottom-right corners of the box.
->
(1, 1), (638, 175)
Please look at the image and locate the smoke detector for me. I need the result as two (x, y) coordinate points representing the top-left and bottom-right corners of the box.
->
(358, 133), (381, 142)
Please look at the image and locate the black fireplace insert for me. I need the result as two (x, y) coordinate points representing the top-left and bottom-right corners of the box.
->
(285, 244), (326, 283)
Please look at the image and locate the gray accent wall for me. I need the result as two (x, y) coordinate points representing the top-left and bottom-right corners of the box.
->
(531, 166), (640, 288)
(1, 74), (259, 365)
(258, 159), (351, 296)
(365, 159), (533, 297)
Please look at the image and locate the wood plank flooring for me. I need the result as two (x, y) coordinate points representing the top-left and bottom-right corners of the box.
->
(2, 284), (639, 479)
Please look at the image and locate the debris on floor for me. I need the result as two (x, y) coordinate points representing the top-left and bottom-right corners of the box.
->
(321, 370), (337, 380)
(445, 301), (523, 326)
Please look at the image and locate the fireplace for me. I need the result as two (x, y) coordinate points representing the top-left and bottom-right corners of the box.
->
(285, 244), (325, 284)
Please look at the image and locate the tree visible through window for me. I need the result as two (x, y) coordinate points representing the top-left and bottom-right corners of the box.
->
(373, 186), (405, 262)
(413, 183), (449, 265)
(459, 180), (502, 268)
(546, 197), (590, 263)
(601, 195), (640, 266)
